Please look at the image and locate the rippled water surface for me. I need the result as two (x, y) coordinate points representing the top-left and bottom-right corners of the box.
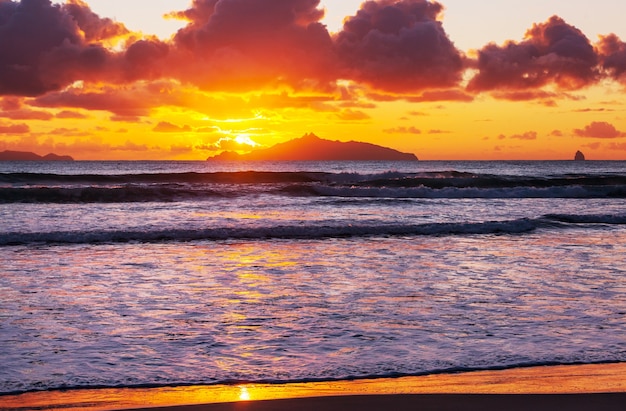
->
(1, 161), (625, 394)
(2, 229), (625, 393)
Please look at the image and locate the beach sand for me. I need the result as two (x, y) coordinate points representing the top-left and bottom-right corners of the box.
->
(2, 363), (625, 411)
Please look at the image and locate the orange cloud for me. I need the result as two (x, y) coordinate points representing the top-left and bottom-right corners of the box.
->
(468, 16), (599, 93)
(169, 0), (335, 91)
(33, 86), (151, 117)
(384, 126), (422, 134)
(56, 110), (88, 119)
(574, 122), (626, 138)
(153, 121), (193, 133)
(0, 122), (29, 134)
(489, 90), (583, 102)
(335, 109), (370, 121)
(0, 109), (53, 121)
(406, 89), (474, 102)
(608, 142), (626, 150)
(510, 131), (538, 140)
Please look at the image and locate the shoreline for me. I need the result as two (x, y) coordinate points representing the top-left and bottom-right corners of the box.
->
(2, 363), (625, 411)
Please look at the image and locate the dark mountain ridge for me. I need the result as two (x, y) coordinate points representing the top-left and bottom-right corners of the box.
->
(0, 151), (74, 161)
(207, 133), (418, 161)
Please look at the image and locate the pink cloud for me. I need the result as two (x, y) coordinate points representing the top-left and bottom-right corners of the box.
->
(0, 122), (30, 134)
(574, 121), (626, 138)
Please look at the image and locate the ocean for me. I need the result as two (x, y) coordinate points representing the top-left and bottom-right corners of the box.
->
(1, 160), (625, 395)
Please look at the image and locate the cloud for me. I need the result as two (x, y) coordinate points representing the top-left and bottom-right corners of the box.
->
(201, 136), (254, 151)
(0, 0), (126, 96)
(383, 126), (422, 134)
(335, 109), (370, 121)
(63, 0), (129, 42)
(406, 89), (474, 102)
(110, 115), (143, 123)
(4, 0), (625, 109)
(47, 127), (89, 137)
(0, 109), (53, 120)
(122, 38), (170, 81)
(582, 142), (601, 150)
(489, 90), (583, 102)
(153, 121), (193, 133)
(574, 122), (626, 138)
(56, 110), (88, 119)
(468, 16), (599, 93)
(0, 122), (30, 134)
(571, 108), (614, 113)
(169, 0), (335, 90)
(33, 86), (151, 117)
(335, 0), (464, 92)
(510, 131), (538, 140)
(596, 34), (626, 83)
(608, 142), (626, 150)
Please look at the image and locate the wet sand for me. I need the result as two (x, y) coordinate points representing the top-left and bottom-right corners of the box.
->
(2, 363), (625, 411)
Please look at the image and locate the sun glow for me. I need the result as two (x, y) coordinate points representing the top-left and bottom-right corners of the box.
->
(234, 135), (260, 147)
(238, 386), (251, 401)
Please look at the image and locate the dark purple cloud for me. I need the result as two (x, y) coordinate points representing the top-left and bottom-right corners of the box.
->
(468, 16), (599, 94)
(597, 34), (626, 83)
(335, 0), (464, 92)
(0, 0), (124, 96)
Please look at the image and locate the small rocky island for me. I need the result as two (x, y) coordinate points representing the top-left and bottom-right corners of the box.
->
(574, 150), (586, 161)
(208, 133), (418, 161)
(0, 150), (74, 161)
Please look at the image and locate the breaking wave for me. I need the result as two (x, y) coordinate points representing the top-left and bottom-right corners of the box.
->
(1, 170), (626, 203)
(2, 214), (625, 246)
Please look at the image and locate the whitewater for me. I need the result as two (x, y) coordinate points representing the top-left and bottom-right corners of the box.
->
(1, 160), (625, 395)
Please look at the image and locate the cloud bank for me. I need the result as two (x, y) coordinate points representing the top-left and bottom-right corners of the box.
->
(1, 0), (626, 102)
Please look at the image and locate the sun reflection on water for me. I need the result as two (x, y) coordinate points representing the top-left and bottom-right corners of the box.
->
(238, 386), (251, 401)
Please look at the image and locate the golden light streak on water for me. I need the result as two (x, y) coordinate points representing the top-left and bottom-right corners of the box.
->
(2, 363), (625, 411)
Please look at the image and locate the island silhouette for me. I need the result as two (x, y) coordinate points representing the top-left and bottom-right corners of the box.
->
(0, 151), (74, 161)
(207, 133), (418, 161)
(574, 150), (586, 161)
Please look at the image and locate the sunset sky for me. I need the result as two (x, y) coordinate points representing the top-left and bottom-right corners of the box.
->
(2, 0), (626, 160)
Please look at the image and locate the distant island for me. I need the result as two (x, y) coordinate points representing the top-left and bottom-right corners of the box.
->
(574, 150), (586, 161)
(0, 150), (74, 161)
(207, 133), (418, 161)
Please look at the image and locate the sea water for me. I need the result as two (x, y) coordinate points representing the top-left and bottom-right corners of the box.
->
(0, 160), (625, 394)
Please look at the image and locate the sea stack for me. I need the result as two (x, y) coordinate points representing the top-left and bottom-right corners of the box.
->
(574, 150), (586, 161)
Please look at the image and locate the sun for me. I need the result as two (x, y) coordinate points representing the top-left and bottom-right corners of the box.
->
(234, 135), (260, 147)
